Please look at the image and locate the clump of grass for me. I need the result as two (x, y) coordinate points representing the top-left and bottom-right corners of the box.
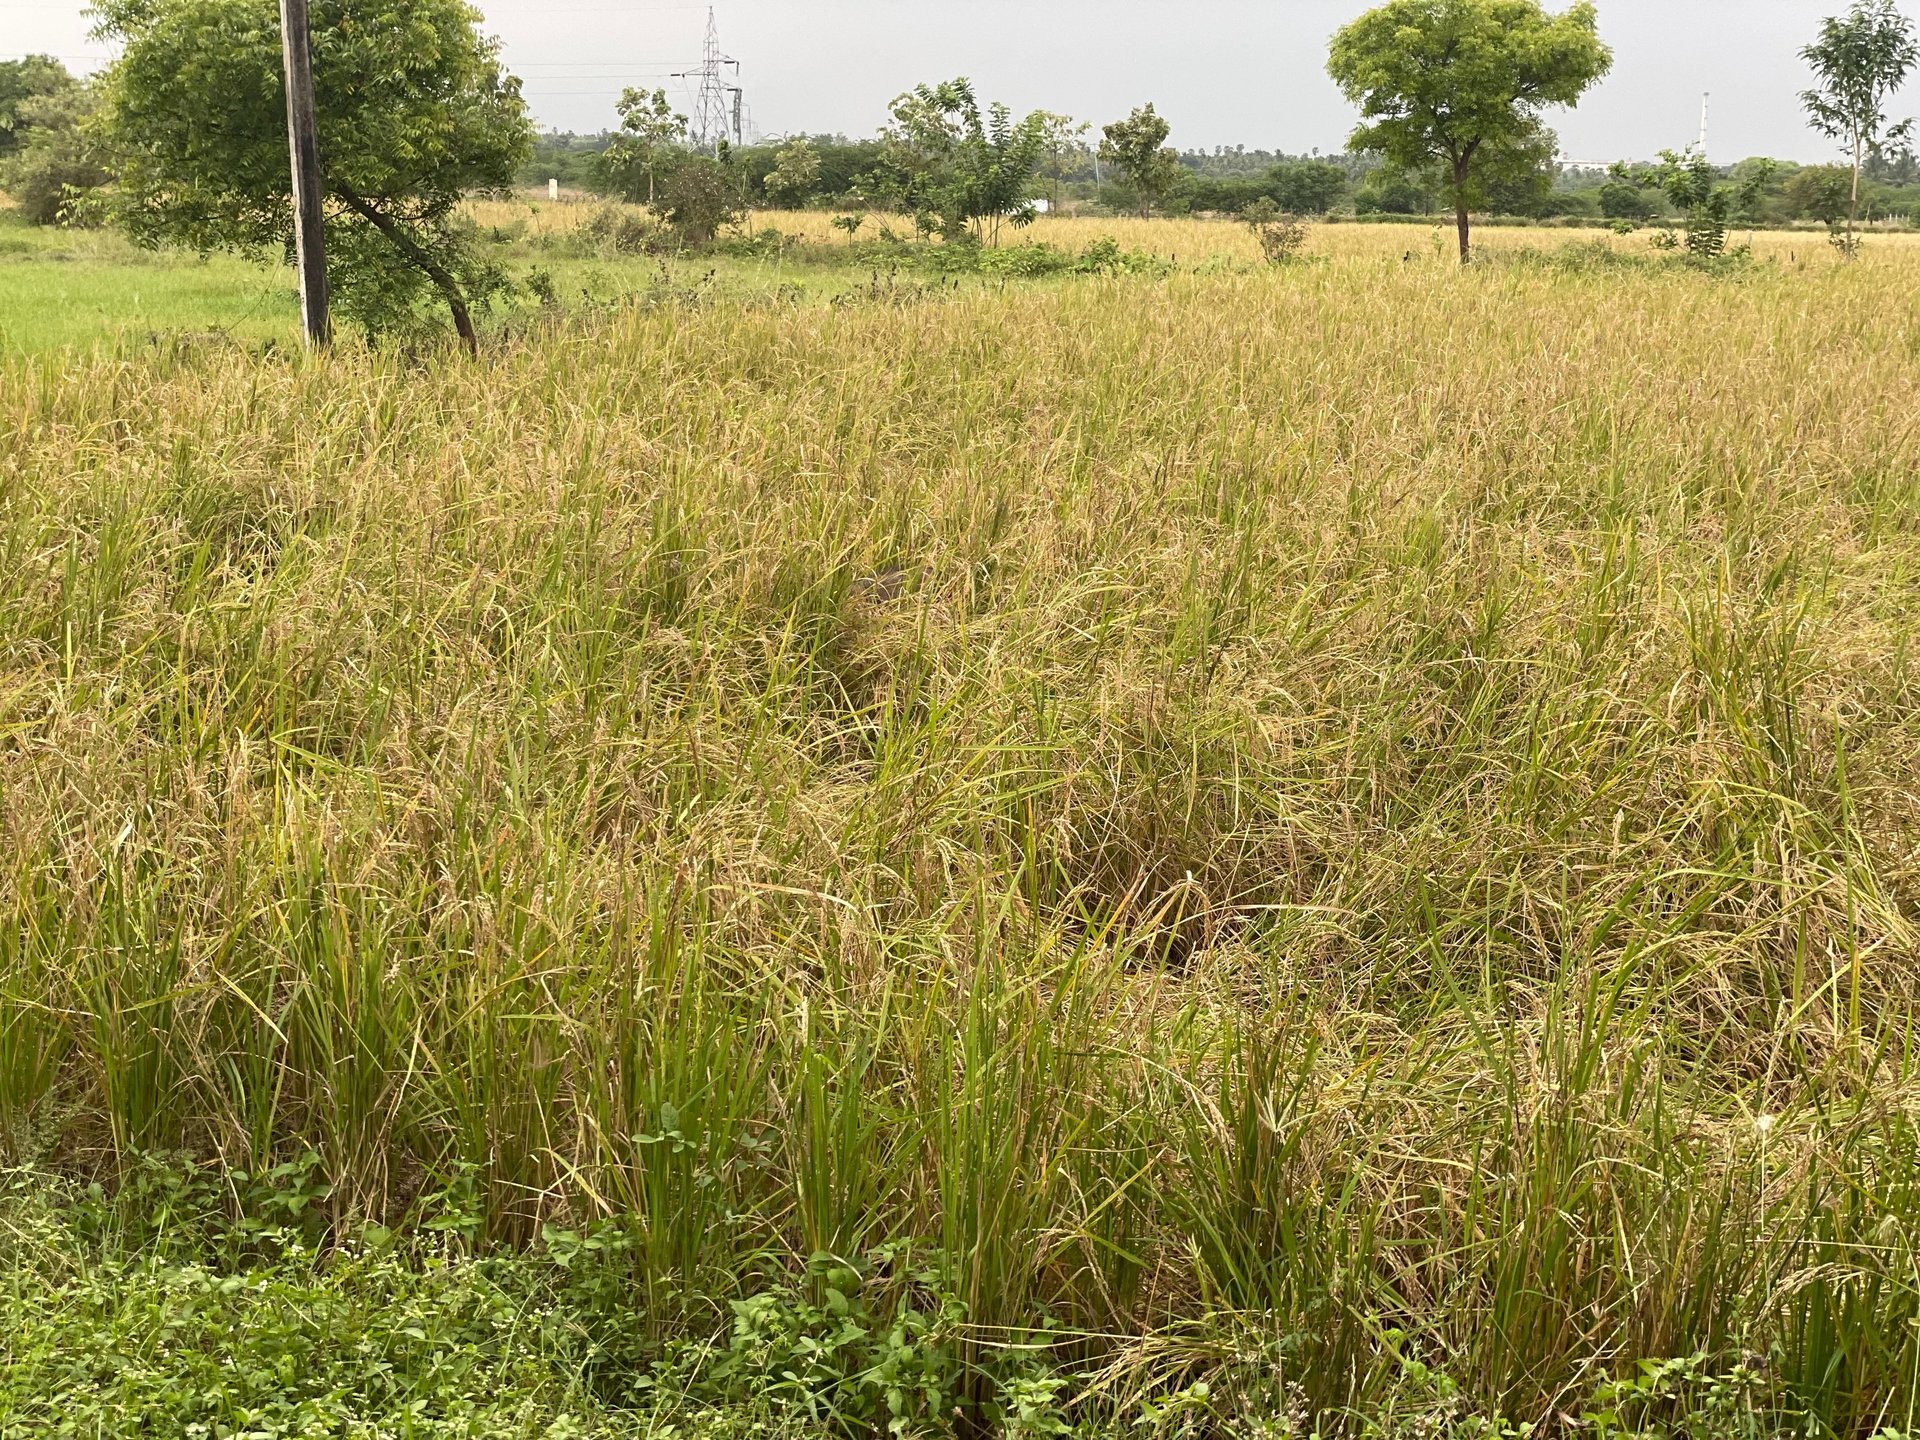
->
(2, 246), (1919, 1435)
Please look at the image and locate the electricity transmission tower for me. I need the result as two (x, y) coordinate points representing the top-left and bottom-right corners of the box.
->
(674, 8), (742, 154)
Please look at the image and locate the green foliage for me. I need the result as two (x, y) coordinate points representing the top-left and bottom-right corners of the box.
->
(1188, 160), (1351, 216)
(1801, 0), (1920, 246)
(0, 1167), (592, 1438)
(1476, 130), (1561, 216)
(516, 130), (609, 191)
(93, 0), (532, 344)
(1579, 1354), (1773, 1440)
(598, 87), (688, 205)
(1600, 175), (1658, 220)
(0, 75), (111, 226)
(1356, 168), (1437, 214)
(0, 54), (79, 159)
(880, 78), (1047, 241)
(655, 153), (743, 244)
(728, 134), (890, 208)
(1269, 159), (1351, 214)
(1033, 111), (1090, 206)
(764, 137), (822, 207)
(1785, 163), (1856, 224)
(710, 1248), (970, 1435)
(1242, 197), (1311, 263)
(1327, 0), (1612, 259)
(1634, 150), (1774, 259)
(1099, 103), (1183, 217)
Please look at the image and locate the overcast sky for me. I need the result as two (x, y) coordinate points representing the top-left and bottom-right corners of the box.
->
(4, 1), (1899, 163)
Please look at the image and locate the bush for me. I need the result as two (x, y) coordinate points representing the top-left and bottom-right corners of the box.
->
(978, 241), (1077, 277)
(1243, 196), (1310, 263)
(570, 204), (664, 255)
(654, 154), (743, 245)
(1072, 234), (1167, 274)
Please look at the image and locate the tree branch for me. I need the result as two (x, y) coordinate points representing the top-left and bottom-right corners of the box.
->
(332, 183), (478, 354)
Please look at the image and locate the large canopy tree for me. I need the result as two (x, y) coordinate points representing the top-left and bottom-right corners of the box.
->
(1328, 0), (1612, 262)
(94, 0), (531, 347)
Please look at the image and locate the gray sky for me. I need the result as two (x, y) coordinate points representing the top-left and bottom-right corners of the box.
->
(2, 1), (1895, 163)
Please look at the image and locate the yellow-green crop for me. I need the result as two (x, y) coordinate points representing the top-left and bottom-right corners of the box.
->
(3, 230), (1919, 1432)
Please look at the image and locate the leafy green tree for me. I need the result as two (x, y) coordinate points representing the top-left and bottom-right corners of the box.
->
(762, 137), (821, 208)
(518, 131), (610, 191)
(0, 55), (79, 159)
(600, 87), (687, 205)
(1802, 0), (1919, 250)
(1099, 104), (1182, 217)
(94, 0), (531, 349)
(733, 135), (887, 207)
(1034, 111), (1089, 207)
(1867, 138), (1920, 180)
(1784, 162), (1855, 225)
(881, 79), (1045, 241)
(1327, 0), (1612, 261)
(1355, 167), (1436, 214)
(1477, 127), (1560, 214)
(1268, 159), (1349, 213)
(1, 80), (112, 225)
(1599, 169), (1656, 219)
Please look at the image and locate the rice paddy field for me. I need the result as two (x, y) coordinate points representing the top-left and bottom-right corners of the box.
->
(3, 206), (1920, 1436)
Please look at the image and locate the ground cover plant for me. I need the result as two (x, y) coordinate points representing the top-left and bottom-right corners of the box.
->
(3, 225), (1920, 1436)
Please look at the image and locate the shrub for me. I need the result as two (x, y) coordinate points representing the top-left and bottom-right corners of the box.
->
(654, 154), (742, 245)
(1242, 196), (1310, 263)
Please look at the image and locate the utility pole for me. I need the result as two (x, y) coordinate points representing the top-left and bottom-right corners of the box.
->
(1698, 92), (1710, 155)
(673, 8), (741, 155)
(279, 0), (330, 345)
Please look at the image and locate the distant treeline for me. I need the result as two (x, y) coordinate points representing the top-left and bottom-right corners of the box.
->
(520, 131), (1920, 226)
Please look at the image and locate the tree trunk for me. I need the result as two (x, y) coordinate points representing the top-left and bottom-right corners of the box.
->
(334, 185), (478, 354)
(1453, 157), (1472, 264)
(1849, 136), (1863, 253)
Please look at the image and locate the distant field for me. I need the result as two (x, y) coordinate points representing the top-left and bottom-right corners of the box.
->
(5, 200), (1903, 354)
(4, 205), (1920, 1435)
